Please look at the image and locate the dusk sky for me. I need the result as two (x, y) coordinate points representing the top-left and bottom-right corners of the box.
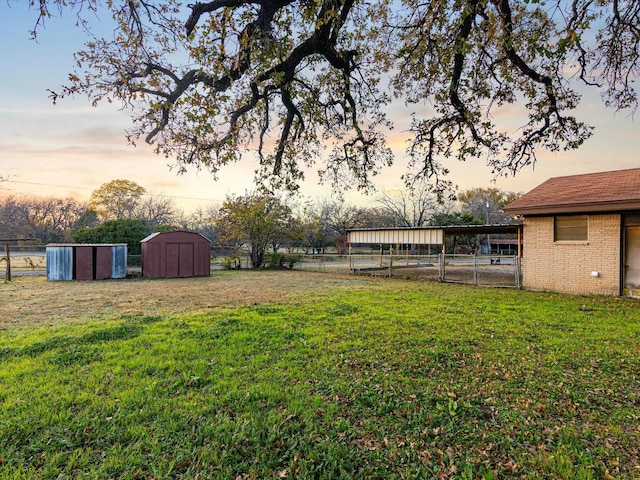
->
(1, 3), (638, 213)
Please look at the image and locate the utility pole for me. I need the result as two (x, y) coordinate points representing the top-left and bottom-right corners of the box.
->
(485, 199), (491, 255)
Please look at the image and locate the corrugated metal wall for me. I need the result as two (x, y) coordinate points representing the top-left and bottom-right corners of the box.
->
(46, 244), (127, 281)
(347, 228), (444, 246)
(47, 246), (73, 281)
(112, 245), (128, 279)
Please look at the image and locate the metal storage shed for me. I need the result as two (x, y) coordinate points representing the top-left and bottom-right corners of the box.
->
(46, 244), (127, 281)
(141, 231), (211, 279)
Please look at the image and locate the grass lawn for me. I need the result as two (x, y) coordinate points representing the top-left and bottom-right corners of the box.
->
(0, 271), (638, 479)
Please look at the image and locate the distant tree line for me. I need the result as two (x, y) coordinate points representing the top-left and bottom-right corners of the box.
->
(0, 178), (520, 266)
(0, 179), (216, 252)
(0, 195), (89, 243)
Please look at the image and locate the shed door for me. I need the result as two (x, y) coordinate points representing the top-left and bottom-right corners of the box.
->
(179, 244), (194, 277)
(74, 246), (94, 280)
(197, 243), (210, 276)
(144, 243), (162, 278)
(95, 247), (113, 280)
(624, 226), (640, 297)
(166, 243), (180, 277)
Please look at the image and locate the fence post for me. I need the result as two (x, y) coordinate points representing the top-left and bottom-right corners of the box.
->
(473, 253), (478, 285)
(4, 241), (11, 282)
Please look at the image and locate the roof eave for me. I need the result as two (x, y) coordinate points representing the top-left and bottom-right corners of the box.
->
(504, 199), (640, 216)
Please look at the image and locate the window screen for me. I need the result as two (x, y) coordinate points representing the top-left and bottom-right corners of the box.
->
(554, 215), (588, 241)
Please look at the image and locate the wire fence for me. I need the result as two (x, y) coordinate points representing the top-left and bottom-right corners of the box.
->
(292, 253), (521, 288)
(0, 244), (47, 273)
(1, 244), (521, 288)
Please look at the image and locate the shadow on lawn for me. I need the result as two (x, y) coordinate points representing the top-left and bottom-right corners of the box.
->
(0, 316), (162, 362)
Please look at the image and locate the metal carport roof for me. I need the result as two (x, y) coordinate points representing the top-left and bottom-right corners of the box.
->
(347, 224), (522, 245)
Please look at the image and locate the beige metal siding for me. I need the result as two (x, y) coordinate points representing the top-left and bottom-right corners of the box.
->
(348, 229), (443, 245)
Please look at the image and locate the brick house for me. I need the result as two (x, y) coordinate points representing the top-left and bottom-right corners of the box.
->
(504, 168), (640, 296)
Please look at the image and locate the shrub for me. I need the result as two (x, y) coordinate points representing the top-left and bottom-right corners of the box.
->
(266, 252), (300, 269)
(220, 255), (242, 270)
(71, 219), (150, 255)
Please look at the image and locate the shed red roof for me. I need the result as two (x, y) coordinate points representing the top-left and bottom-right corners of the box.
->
(504, 168), (640, 216)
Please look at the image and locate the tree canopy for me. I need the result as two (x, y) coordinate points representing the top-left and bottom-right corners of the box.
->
(376, 179), (443, 228)
(214, 192), (295, 267)
(88, 179), (178, 229)
(89, 179), (147, 221)
(458, 187), (521, 224)
(28, 0), (639, 196)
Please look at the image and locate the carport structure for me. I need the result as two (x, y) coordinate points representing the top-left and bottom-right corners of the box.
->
(346, 224), (523, 283)
(347, 224), (522, 254)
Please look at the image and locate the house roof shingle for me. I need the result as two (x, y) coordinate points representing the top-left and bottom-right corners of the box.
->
(503, 168), (640, 216)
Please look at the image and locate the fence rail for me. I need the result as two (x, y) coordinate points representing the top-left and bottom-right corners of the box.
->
(293, 253), (521, 288)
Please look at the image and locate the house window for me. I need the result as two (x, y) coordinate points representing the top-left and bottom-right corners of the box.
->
(554, 215), (588, 242)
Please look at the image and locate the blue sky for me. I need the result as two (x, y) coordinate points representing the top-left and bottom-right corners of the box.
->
(1, 3), (638, 212)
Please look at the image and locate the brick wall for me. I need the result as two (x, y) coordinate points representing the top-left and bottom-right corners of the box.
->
(523, 214), (621, 295)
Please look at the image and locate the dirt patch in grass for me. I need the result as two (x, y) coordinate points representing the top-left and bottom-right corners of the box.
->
(349, 262), (520, 286)
(0, 270), (363, 329)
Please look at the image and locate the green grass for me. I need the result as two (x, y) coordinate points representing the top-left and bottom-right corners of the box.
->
(1, 272), (638, 478)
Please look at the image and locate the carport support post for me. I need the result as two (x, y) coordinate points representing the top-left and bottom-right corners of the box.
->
(517, 225), (522, 260)
(473, 252), (478, 285)
(439, 239), (446, 281)
(517, 225), (523, 289)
